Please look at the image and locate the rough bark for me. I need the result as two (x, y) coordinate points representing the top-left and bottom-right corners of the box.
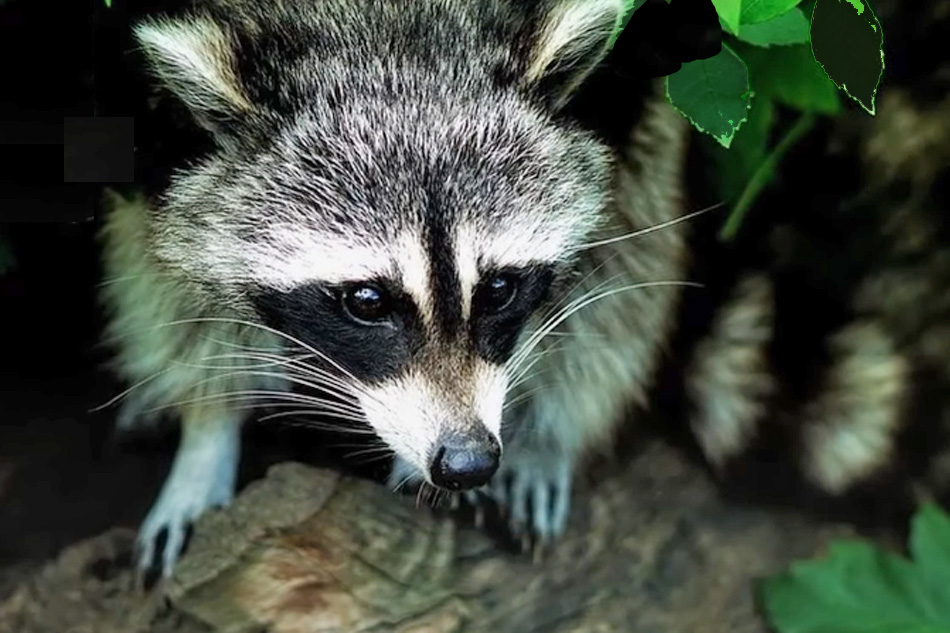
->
(0, 442), (853, 633)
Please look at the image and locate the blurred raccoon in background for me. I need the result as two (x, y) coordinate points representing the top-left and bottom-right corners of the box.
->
(97, 0), (950, 581)
(671, 0), (950, 527)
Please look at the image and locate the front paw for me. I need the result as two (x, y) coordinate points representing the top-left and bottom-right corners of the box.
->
(136, 474), (233, 583)
(468, 446), (574, 544)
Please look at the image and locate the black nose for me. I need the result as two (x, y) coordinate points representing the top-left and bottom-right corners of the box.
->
(429, 427), (500, 491)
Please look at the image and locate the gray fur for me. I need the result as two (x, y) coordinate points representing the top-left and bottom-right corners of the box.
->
(103, 0), (950, 578)
(103, 0), (667, 575)
(686, 274), (777, 470)
(483, 98), (689, 538)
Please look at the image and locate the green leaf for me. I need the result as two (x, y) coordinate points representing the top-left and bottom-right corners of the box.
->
(740, 0), (803, 25)
(736, 7), (810, 46)
(713, 0), (743, 35)
(910, 504), (950, 615)
(810, 0), (885, 114)
(719, 15), (738, 36)
(763, 542), (950, 633)
(733, 41), (841, 114)
(666, 44), (751, 148)
(762, 505), (950, 633)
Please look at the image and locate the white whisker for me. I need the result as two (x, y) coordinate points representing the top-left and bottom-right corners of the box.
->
(579, 202), (724, 250)
(508, 280), (702, 379)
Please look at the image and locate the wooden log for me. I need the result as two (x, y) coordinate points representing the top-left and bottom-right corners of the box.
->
(0, 442), (853, 633)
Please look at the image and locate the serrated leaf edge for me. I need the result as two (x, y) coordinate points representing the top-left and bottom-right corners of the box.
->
(665, 45), (753, 149)
(809, 0), (885, 115)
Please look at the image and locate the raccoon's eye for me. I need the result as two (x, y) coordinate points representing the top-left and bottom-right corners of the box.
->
(481, 275), (518, 313)
(341, 284), (392, 324)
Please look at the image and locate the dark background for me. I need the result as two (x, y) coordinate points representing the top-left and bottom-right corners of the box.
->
(0, 0), (371, 572)
(0, 0), (945, 583)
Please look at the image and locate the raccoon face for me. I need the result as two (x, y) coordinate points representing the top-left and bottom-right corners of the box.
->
(135, 0), (623, 490)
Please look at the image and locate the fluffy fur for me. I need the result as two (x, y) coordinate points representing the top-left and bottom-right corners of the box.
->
(101, 0), (950, 580)
(102, 0), (673, 576)
(674, 70), (950, 522)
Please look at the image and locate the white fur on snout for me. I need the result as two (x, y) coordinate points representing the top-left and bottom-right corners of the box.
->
(361, 364), (508, 485)
(475, 365), (507, 442)
(359, 374), (440, 475)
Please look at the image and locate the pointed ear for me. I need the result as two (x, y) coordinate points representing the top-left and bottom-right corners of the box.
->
(134, 16), (254, 135)
(523, 0), (625, 109)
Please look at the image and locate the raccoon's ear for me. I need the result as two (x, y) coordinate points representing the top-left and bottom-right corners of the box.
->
(134, 16), (254, 136)
(524, 0), (625, 109)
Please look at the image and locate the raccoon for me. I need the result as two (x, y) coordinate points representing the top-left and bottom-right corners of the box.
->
(667, 0), (950, 526)
(100, 0), (691, 576)
(100, 0), (950, 581)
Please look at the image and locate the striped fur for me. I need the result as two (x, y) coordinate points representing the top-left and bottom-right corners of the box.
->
(100, 0), (950, 579)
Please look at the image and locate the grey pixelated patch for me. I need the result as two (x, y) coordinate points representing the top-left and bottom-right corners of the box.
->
(63, 116), (134, 184)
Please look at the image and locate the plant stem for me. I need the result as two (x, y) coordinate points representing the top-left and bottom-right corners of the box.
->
(719, 111), (817, 241)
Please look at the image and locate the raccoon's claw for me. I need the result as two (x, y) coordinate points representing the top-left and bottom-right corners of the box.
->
(392, 452), (573, 544)
(135, 510), (190, 587)
(470, 449), (573, 544)
(135, 422), (239, 586)
(135, 477), (232, 586)
(502, 459), (572, 542)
